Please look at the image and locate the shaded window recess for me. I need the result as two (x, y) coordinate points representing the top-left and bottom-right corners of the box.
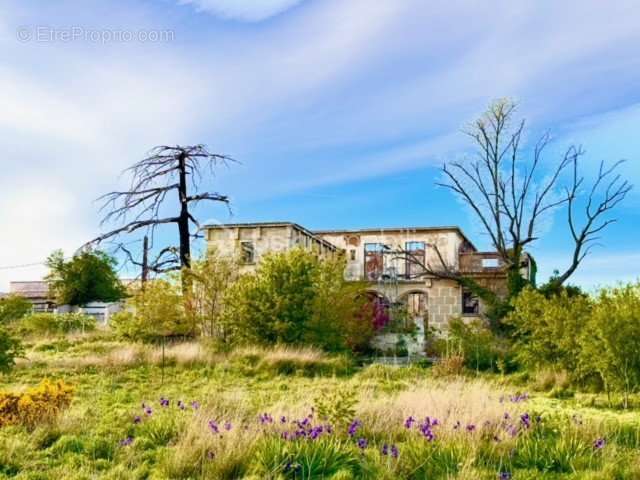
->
(462, 289), (480, 315)
(405, 241), (426, 279)
(350, 249), (356, 261)
(364, 243), (385, 280)
(482, 258), (500, 268)
(240, 241), (255, 264)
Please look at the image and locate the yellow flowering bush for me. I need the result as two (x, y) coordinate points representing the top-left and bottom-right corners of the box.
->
(0, 379), (74, 428)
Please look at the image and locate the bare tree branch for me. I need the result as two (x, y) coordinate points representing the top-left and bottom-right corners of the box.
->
(552, 158), (632, 286)
(437, 99), (631, 290)
(86, 145), (233, 284)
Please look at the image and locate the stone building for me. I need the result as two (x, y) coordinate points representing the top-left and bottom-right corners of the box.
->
(205, 222), (519, 354)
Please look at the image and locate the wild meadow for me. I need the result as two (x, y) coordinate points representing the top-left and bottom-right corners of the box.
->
(1, 331), (639, 480)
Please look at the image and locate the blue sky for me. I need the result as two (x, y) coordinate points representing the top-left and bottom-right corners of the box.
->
(0, 0), (639, 291)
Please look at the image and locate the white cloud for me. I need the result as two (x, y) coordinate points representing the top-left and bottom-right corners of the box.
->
(0, 5), (211, 291)
(178, 0), (304, 22)
(1, 0), (640, 291)
(0, 183), (88, 290)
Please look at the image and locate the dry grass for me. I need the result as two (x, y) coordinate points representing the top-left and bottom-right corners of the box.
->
(231, 344), (328, 363)
(359, 377), (525, 438)
(17, 340), (347, 376)
(153, 376), (532, 478)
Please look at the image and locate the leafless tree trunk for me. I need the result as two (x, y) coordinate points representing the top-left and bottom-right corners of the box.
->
(86, 145), (233, 288)
(435, 99), (630, 293)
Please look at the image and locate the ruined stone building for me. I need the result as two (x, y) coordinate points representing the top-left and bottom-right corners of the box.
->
(205, 222), (520, 354)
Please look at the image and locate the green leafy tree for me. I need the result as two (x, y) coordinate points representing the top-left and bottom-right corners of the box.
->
(0, 295), (32, 323)
(0, 328), (23, 374)
(222, 249), (372, 352)
(183, 249), (240, 338)
(506, 287), (592, 380)
(46, 250), (126, 306)
(307, 255), (373, 353)
(111, 278), (193, 342)
(581, 283), (640, 408)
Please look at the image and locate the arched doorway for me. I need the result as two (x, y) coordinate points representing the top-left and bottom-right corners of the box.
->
(398, 290), (428, 331)
(405, 291), (428, 320)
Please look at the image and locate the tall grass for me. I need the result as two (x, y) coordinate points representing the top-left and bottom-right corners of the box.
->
(18, 341), (352, 377)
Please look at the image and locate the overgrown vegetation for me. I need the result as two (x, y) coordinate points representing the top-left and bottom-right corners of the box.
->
(2, 336), (640, 479)
(46, 249), (126, 306)
(219, 249), (373, 353)
(507, 283), (640, 406)
(18, 312), (97, 336)
(111, 279), (194, 342)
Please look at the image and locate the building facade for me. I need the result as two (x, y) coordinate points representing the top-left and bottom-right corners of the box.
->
(205, 222), (516, 354)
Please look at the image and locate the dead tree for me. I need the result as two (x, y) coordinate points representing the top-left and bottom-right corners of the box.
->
(553, 158), (632, 287)
(87, 145), (232, 283)
(434, 99), (631, 294)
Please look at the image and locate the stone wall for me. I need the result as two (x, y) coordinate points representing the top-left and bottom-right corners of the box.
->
(425, 279), (462, 331)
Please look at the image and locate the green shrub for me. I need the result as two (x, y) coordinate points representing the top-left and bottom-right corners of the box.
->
(110, 279), (194, 342)
(222, 249), (373, 353)
(20, 312), (96, 335)
(397, 441), (465, 478)
(581, 282), (640, 407)
(0, 328), (23, 373)
(314, 390), (357, 428)
(0, 295), (32, 323)
(444, 318), (515, 373)
(250, 437), (364, 479)
(506, 287), (592, 380)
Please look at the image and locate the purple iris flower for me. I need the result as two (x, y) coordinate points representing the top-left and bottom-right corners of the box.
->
(259, 413), (273, 424)
(381, 444), (389, 455)
(280, 416), (287, 424)
(348, 420), (362, 437)
(208, 420), (219, 434)
(144, 407), (153, 416)
(498, 472), (512, 480)
(422, 428), (436, 441)
(593, 438), (606, 450)
(390, 445), (399, 458)
(404, 416), (415, 429)
(133, 415), (142, 424)
(466, 424), (476, 432)
(520, 413), (531, 429)
(191, 401), (200, 410)
(119, 436), (134, 446)
(160, 397), (169, 407)
(357, 437), (368, 449)
(177, 400), (186, 410)
(224, 422), (232, 431)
